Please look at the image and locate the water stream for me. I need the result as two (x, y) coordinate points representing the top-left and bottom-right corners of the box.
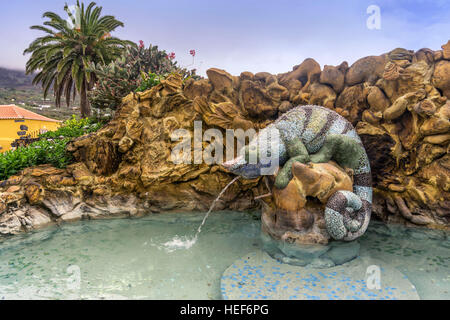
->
(161, 176), (240, 252)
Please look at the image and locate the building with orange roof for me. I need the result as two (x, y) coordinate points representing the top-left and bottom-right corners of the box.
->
(0, 105), (61, 152)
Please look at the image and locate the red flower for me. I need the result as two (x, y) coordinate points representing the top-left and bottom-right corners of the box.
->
(189, 49), (196, 57)
(167, 52), (176, 60)
(139, 40), (145, 49)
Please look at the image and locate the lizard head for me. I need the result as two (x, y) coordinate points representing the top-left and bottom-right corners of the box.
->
(222, 144), (275, 179)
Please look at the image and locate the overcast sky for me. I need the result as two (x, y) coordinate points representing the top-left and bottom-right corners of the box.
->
(0, 0), (449, 76)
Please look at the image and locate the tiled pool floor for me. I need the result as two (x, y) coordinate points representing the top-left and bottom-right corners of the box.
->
(221, 250), (420, 300)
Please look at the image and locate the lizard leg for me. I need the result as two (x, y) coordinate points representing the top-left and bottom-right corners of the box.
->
(274, 139), (309, 189)
(309, 135), (338, 164)
(310, 134), (363, 169)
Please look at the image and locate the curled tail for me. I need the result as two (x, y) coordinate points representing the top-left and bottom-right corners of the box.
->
(325, 148), (372, 241)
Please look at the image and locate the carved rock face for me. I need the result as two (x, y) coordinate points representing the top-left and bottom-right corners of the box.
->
(345, 55), (386, 86)
(239, 80), (278, 118)
(441, 40), (450, 60)
(205, 68), (234, 92)
(319, 63), (346, 93)
(278, 58), (321, 90)
(335, 84), (366, 125)
(432, 60), (450, 98)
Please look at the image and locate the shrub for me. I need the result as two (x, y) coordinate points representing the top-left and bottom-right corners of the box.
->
(0, 138), (71, 180)
(40, 115), (103, 139)
(88, 42), (201, 111)
(135, 72), (163, 93)
(87, 57), (139, 111)
(0, 116), (103, 181)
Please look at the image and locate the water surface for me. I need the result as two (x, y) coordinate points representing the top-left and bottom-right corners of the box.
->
(0, 211), (448, 299)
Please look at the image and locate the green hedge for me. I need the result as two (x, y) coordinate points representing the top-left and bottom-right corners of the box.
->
(0, 138), (72, 180)
(0, 116), (103, 181)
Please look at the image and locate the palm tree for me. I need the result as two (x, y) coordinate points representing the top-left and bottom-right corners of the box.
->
(24, 1), (133, 117)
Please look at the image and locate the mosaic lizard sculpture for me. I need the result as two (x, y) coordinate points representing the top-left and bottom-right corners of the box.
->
(222, 105), (372, 241)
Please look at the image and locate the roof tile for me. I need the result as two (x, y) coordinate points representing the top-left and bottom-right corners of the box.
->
(0, 105), (61, 122)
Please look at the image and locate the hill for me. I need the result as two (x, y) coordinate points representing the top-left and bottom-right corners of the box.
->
(0, 67), (35, 89)
(0, 67), (79, 120)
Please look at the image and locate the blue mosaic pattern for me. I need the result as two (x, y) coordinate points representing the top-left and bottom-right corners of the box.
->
(221, 251), (420, 300)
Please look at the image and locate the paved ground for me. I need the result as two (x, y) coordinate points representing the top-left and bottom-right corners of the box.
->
(221, 250), (420, 300)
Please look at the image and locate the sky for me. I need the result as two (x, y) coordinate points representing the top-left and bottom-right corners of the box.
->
(0, 0), (449, 76)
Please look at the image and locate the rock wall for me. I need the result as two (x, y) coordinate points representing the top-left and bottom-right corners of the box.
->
(1, 42), (449, 237)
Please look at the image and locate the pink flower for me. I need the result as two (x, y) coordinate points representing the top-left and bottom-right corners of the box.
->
(189, 49), (196, 57)
(167, 52), (176, 60)
(139, 40), (144, 49)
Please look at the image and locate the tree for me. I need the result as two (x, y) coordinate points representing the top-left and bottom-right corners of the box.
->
(24, 1), (133, 117)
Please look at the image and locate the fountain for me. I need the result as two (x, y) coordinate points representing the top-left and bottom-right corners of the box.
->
(0, 43), (448, 300)
(221, 105), (372, 268)
(218, 105), (433, 300)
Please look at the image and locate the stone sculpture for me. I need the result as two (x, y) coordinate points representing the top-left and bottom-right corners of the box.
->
(222, 105), (372, 242)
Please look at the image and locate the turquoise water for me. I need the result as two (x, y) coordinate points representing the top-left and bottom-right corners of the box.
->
(359, 221), (450, 299)
(0, 211), (448, 300)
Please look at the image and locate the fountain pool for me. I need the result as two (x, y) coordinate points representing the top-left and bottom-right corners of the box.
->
(0, 211), (448, 300)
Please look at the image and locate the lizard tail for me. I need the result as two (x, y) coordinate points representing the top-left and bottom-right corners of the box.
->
(324, 151), (372, 241)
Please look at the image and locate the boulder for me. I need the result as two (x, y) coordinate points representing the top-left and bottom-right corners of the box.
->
(239, 80), (278, 118)
(421, 117), (450, 136)
(319, 63), (346, 93)
(345, 55), (385, 85)
(335, 84), (367, 124)
(308, 83), (336, 109)
(262, 161), (354, 246)
(278, 58), (321, 90)
(183, 78), (212, 100)
(378, 61), (430, 102)
(413, 99), (437, 117)
(442, 40), (450, 60)
(206, 68), (234, 92)
(414, 48), (435, 65)
(388, 48), (414, 62)
(367, 86), (390, 112)
(432, 60), (450, 98)
(239, 71), (254, 81)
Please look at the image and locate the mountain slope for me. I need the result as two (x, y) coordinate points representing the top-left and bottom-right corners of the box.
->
(0, 67), (35, 89)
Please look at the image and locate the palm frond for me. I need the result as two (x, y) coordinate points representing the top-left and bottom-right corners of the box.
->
(25, 1), (130, 116)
